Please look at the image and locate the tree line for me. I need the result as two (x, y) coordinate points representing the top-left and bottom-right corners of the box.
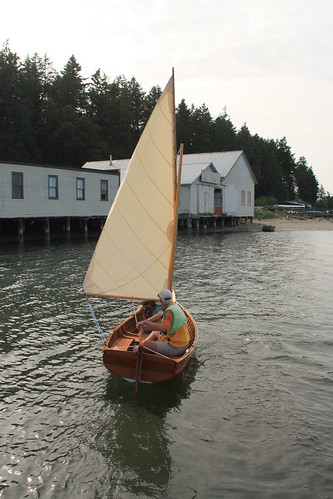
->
(1, 40), (331, 207)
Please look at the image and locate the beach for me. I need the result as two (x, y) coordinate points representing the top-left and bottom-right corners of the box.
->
(257, 216), (333, 231)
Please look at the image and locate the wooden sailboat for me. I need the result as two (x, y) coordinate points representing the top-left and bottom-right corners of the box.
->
(80, 71), (198, 386)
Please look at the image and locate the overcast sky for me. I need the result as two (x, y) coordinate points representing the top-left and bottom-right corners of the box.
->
(2, 0), (333, 193)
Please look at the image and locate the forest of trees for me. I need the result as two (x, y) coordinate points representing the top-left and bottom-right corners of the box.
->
(1, 41), (332, 208)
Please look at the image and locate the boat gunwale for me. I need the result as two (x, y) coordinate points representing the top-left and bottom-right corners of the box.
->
(103, 302), (198, 365)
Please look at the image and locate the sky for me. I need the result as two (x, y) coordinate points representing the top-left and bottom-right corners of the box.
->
(2, 0), (333, 193)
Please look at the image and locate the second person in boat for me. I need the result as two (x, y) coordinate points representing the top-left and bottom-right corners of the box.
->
(136, 300), (164, 323)
(134, 289), (190, 356)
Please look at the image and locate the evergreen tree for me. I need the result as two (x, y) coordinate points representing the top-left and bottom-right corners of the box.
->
(236, 124), (259, 179)
(41, 55), (93, 165)
(294, 156), (319, 204)
(0, 41), (21, 160)
(257, 138), (285, 200)
(87, 69), (121, 159)
(176, 99), (194, 152)
(316, 184), (327, 209)
(236, 125), (285, 200)
(190, 104), (214, 153)
(53, 55), (87, 111)
(18, 53), (56, 162)
(211, 108), (237, 151)
(0, 43), (326, 199)
(143, 85), (162, 123)
(114, 75), (146, 156)
(276, 137), (296, 199)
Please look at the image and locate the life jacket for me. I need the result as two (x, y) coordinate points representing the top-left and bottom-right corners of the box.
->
(160, 303), (189, 347)
(163, 303), (187, 333)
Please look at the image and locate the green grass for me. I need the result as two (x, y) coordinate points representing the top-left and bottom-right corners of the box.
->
(254, 209), (278, 220)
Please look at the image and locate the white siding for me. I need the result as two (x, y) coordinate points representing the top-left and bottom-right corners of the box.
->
(197, 184), (215, 214)
(0, 163), (119, 219)
(180, 152), (255, 218)
(201, 169), (220, 185)
(82, 152), (256, 220)
(179, 163), (220, 217)
(224, 184), (238, 216)
(223, 155), (255, 217)
(179, 185), (190, 214)
(189, 184), (198, 215)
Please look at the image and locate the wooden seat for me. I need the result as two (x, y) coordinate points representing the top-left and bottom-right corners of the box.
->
(112, 337), (133, 348)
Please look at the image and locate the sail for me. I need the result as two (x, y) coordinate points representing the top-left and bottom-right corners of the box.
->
(82, 74), (177, 301)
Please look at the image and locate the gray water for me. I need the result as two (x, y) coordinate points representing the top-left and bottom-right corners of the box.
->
(1, 229), (333, 498)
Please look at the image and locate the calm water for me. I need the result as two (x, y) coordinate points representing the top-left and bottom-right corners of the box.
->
(1, 229), (333, 498)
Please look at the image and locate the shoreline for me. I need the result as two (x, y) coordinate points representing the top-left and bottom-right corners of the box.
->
(256, 216), (333, 231)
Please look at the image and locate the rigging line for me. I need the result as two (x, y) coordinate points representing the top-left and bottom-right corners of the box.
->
(86, 298), (107, 345)
(131, 298), (138, 326)
(137, 345), (171, 359)
(110, 344), (176, 359)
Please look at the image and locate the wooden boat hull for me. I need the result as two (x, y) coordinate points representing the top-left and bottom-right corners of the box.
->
(103, 304), (198, 384)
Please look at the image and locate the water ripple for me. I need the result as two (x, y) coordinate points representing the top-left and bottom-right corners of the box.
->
(1, 233), (333, 497)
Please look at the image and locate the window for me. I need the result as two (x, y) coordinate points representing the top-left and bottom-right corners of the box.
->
(76, 178), (85, 200)
(48, 175), (58, 199)
(101, 179), (108, 201)
(241, 190), (245, 206)
(12, 172), (24, 199)
(204, 191), (209, 213)
(247, 191), (252, 206)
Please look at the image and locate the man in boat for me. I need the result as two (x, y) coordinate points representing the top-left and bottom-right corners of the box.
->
(136, 300), (163, 323)
(134, 289), (190, 356)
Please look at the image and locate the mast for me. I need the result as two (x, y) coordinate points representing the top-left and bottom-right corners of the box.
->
(168, 69), (181, 290)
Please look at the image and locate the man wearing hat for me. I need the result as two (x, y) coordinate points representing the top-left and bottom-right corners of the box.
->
(134, 289), (190, 356)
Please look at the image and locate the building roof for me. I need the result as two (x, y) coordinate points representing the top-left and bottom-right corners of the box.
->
(82, 150), (256, 184)
(181, 151), (243, 177)
(181, 161), (219, 184)
(83, 158), (130, 175)
(1, 159), (106, 173)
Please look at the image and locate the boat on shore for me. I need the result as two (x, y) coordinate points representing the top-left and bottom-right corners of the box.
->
(79, 71), (198, 389)
(262, 224), (276, 232)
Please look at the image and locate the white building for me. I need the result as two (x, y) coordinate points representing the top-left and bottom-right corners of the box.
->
(1, 150), (256, 241)
(180, 151), (257, 220)
(0, 161), (120, 241)
(83, 150), (257, 226)
(179, 161), (221, 218)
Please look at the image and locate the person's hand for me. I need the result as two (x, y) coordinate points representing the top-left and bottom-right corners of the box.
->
(137, 320), (148, 328)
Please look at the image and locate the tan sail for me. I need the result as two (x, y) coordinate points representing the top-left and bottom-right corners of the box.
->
(82, 74), (177, 300)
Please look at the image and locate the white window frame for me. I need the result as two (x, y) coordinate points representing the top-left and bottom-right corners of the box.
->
(48, 175), (58, 199)
(12, 172), (24, 199)
(76, 177), (85, 200)
(101, 179), (108, 201)
(247, 191), (252, 206)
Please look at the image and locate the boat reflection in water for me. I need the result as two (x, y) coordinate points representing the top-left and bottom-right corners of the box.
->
(97, 356), (199, 496)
